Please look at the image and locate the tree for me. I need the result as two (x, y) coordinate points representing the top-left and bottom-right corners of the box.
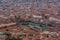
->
(17, 37), (22, 40)
(41, 25), (48, 30)
(5, 33), (11, 40)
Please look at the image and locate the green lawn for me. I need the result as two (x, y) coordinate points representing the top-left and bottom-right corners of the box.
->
(21, 22), (39, 27)
(21, 22), (29, 27)
(30, 24), (38, 26)
(41, 25), (48, 30)
(21, 22), (49, 31)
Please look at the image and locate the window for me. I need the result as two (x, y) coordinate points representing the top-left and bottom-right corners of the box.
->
(36, 39), (40, 40)
(20, 0), (32, 3)
(28, 34), (33, 37)
(45, 16), (48, 19)
(29, 38), (32, 40)
(37, 0), (42, 2)
(13, 0), (18, 2)
(47, 24), (55, 27)
(58, 0), (60, 2)
(0, 0), (2, 4)
(6, 29), (9, 31)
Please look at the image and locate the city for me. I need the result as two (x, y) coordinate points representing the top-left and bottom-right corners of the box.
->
(0, 0), (60, 40)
